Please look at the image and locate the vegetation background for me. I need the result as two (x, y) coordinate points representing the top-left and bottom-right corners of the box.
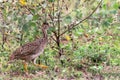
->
(0, 0), (120, 80)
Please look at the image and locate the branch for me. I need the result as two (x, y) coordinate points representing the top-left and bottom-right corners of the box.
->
(59, 0), (103, 36)
(50, 35), (57, 43)
(57, 0), (61, 38)
(51, 31), (58, 42)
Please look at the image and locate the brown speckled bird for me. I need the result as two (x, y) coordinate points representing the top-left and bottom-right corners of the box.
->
(9, 22), (49, 72)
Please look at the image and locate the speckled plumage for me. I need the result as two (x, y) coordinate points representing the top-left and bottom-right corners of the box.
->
(9, 23), (49, 62)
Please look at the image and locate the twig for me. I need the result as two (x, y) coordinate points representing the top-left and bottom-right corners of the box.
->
(48, 2), (58, 43)
(50, 31), (58, 43)
(50, 35), (57, 42)
(59, 0), (103, 36)
(57, 0), (61, 37)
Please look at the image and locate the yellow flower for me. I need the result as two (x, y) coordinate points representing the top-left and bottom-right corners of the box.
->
(19, 0), (27, 6)
(65, 35), (71, 41)
(84, 33), (89, 38)
(99, 37), (103, 41)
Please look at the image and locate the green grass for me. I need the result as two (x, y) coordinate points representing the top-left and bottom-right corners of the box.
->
(0, 26), (120, 80)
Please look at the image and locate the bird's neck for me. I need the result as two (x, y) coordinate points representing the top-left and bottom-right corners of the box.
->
(42, 29), (48, 39)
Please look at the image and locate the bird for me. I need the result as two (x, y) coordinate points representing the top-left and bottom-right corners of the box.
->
(9, 22), (49, 72)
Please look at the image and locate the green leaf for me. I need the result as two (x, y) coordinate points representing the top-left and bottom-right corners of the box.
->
(30, 22), (36, 27)
(30, 9), (35, 14)
(22, 23), (29, 32)
(102, 4), (107, 10)
(64, 16), (72, 23)
(113, 3), (119, 9)
(48, 27), (56, 34)
(75, 9), (82, 18)
(48, 0), (55, 2)
(110, 10), (117, 14)
(33, 14), (39, 20)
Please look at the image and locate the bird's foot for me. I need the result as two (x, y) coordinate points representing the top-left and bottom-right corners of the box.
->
(39, 64), (48, 69)
(23, 62), (28, 73)
(35, 64), (48, 69)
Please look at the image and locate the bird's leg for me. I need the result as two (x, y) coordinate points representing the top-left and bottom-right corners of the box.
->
(23, 61), (28, 73)
(33, 58), (48, 69)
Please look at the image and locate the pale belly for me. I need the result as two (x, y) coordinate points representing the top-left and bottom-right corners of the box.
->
(31, 42), (47, 60)
(31, 48), (44, 60)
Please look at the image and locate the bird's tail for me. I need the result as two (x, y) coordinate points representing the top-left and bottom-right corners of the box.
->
(7, 54), (15, 64)
(9, 54), (15, 61)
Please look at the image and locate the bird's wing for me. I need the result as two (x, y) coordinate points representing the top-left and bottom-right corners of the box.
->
(13, 40), (40, 56)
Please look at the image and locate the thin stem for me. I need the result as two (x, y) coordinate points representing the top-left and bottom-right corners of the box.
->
(2, 32), (5, 49)
(57, 0), (60, 37)
(57, 0), (62, 57)
(59, 0), (103, 37)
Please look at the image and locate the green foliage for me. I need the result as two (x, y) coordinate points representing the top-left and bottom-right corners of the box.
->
(0, 0), (120, 79)
(48, 0), (55, 2)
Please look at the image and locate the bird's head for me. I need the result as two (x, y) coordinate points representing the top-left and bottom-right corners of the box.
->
(42, 22), (50, 30)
